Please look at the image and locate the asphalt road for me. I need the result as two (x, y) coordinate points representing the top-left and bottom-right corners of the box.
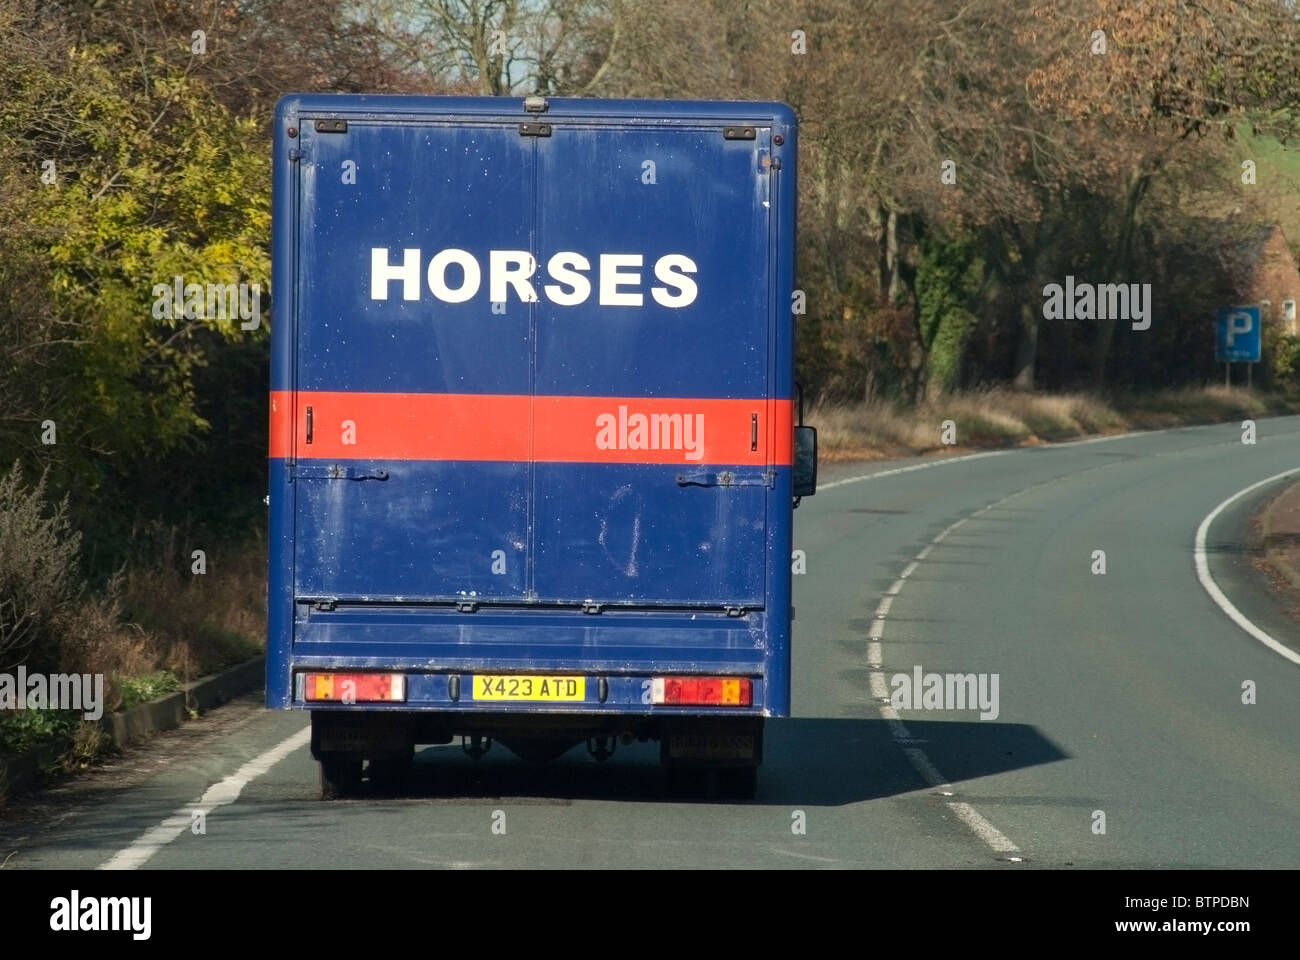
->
(5, 417), (1300, 869)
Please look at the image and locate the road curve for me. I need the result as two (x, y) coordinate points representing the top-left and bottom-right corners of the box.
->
(4, 416), (1299, 869)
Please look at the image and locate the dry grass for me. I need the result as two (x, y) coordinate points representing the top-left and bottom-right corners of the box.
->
(46, 534), (265, 717)
(117, 532), (266, 685)
(814, 386), (1296, 460)
(1, 465), (265, 762)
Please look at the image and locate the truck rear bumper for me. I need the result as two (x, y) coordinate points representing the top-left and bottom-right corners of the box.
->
(309, 708), (765, 768)
(284, 666), (771, 716)
(268, 606), (787, 715)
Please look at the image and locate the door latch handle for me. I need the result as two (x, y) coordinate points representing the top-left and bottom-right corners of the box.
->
(676, 469), (774, 488)
(294, 464), (389, 480)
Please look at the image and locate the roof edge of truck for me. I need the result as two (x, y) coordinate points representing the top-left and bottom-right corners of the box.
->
(274, 93), (796, 127)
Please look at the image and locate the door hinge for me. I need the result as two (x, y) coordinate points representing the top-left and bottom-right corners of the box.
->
(315, 119), (347, 133)
(519, 122), (551, 137)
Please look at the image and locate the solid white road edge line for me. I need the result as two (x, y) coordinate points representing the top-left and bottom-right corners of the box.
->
(853, 422), (1300, 855)
(817, 417), (1300, 494)
(99, 726), (312, 870)
(1193, 468), (1300, 667)
(817, 427), (1163, 493)
(819, 451), (1007, 491)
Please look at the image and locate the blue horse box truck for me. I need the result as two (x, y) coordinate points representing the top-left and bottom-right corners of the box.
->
(267, 94), (818, 798)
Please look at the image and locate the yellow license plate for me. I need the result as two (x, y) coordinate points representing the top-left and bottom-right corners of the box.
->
(471, 675), (585, 701)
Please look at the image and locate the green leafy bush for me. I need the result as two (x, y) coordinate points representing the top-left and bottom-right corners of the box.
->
(0, 708), (81, 756)
(116, 670), (181, 710)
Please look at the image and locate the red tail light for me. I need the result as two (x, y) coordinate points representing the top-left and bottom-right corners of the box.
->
(301, 672), (405, 703)
(651, 677), (751, 706)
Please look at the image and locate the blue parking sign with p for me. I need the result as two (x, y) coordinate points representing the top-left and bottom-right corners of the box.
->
(1215, 306), (1261, 363)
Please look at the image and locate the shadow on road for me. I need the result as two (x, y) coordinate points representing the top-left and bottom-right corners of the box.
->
(0, 715), (1069, 867)
(343, 716), (1068, 807)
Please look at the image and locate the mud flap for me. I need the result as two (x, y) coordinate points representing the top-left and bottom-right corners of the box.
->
(660, 718), (764, 768)
(311, 711), (414, 757)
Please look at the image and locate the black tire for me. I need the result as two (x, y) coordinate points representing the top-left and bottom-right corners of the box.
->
(714, 766), (758, 801)
(367, 749), (414, 795)
(319, 755), (363, 799)
(666, 765), (758, 801)
(664, 765), (706, 799)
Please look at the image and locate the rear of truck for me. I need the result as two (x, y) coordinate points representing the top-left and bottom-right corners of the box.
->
(267, 95), (807, 798)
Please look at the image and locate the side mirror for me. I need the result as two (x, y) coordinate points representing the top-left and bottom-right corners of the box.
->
(793, 426), (818, 498)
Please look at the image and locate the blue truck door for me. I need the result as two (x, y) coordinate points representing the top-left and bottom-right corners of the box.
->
(531, 124), (774, 607)
(290, 121), (534, 602)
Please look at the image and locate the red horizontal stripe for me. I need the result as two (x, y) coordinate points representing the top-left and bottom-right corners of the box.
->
(269, 391), (792, 465)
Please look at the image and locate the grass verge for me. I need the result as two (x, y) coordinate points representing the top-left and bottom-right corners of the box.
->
(813, 386), (1299, 460)
(1, 523), (265, 771)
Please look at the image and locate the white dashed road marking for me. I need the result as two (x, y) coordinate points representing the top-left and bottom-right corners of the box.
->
(868, 488), (1030, 856)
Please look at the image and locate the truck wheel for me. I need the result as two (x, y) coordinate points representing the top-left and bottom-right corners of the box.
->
(667, 765), (757, 800)
(665, 765), (706, 799)
(715, 766), (758, 801)
(367, 748), (414, 795)
(319, 755), (363, 799)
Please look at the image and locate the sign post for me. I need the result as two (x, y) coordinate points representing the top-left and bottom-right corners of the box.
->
(1215, 306), (1261, 387)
